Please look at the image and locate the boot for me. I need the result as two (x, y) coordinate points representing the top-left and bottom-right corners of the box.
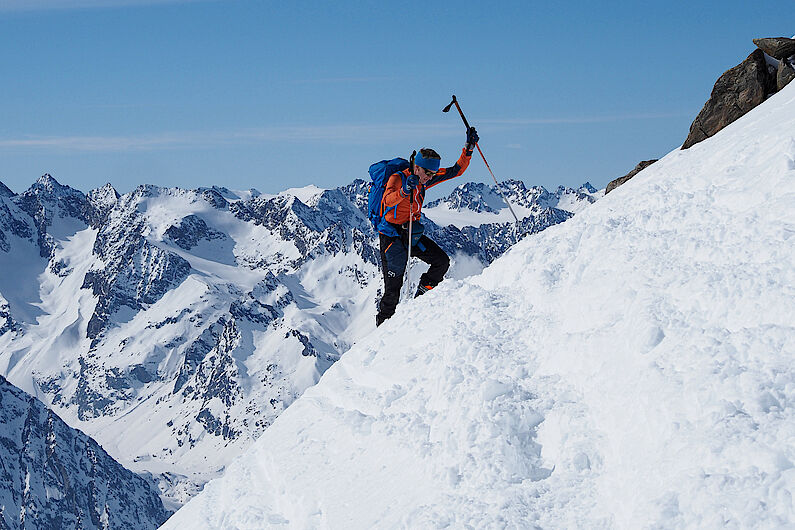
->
(414, 284), (433, 298)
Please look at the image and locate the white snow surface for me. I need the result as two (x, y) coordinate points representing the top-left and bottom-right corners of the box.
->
(169, 84), (795, 528)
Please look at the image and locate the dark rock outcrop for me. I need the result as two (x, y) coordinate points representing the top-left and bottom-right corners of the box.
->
(164, 214), (228, 251)
(752, 37), (795, 60)
(682, 49), (776, 150)
(605, 160), (658, 194)
(777, 57), (795, 92)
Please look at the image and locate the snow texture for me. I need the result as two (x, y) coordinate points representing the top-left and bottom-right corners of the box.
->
(163, 83), (795, 528)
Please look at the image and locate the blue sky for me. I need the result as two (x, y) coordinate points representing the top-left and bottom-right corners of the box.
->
(0, 0), (791, 196)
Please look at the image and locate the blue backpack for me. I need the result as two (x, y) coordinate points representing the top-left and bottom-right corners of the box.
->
(367, 157), (410, 232)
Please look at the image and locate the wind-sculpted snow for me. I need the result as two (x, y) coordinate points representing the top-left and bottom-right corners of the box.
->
(0, 375), (169, 529)
(164, 84), (795, 527)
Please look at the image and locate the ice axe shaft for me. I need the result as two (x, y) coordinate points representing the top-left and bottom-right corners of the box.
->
(443, 95), (522, 228)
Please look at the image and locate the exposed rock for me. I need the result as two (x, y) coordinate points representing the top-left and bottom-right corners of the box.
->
(0, 181), (14, 198)
(199, 188), (230, 210)
(86, 183), (120, 227)
(164, 214), (228, 251)
(682, 49), (776, 149)
(13, 174), (94, 257)
(605, 160), (658, 194)
(0, 375), (169, 529)
(778, 57), (795, 91)
(0, 294), (19, 337)
(753, 37), (795, 60)
(457, 208), (573, 261)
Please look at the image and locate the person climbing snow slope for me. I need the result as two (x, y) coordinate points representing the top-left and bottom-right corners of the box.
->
(375, 126), (479, 326)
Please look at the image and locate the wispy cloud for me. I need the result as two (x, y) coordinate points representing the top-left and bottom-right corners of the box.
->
(291, 76), (400, 85)
(480, 112), (691, 125)
(0, 112), (691, 153)
(0, 0), (213, 12)
(0, 123), (460, 153)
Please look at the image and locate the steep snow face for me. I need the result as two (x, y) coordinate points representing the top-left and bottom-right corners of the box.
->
(0, 375), (169, 529)
(163, 84), (795, 528)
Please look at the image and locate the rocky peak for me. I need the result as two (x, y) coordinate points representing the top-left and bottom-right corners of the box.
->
(0, 181), (14, 198)
(12, 175), (93, 257)
(426, 182), (505, 213)
(88, 182), (120, 208)
(338, 178), (370, 213)
(198, 187), (230, 209)
(87, 183), (120, 227)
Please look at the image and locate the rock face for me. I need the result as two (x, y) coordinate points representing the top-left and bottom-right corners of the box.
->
(0, 181), (14, 198)
(0, 375), (169, 529)
(777, 57), (795, 92)
(682, 49), (776, 149)
(605, 160), (658, 194)
(752, 37), (795, 60)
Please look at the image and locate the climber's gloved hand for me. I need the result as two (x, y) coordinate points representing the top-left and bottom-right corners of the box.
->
(465, 127), (479, 151)
(402, 173), (419, 196)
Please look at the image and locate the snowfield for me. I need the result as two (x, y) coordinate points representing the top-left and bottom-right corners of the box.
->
(163, 83), (795, 528)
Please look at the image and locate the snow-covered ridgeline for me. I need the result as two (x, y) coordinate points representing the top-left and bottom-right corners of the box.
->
(163, 83), (795, 527)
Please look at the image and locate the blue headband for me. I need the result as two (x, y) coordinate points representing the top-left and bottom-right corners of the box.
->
(415, 151), (440, 173)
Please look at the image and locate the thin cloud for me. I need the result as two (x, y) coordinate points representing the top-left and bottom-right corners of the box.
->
(0, 123), (461, 153)
(480, 112), (691, 125)
(0, 0), (214, 11)
(0, 112), (691, 153)
(292, 76), (400, 85)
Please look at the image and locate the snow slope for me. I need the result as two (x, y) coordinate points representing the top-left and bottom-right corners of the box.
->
(162, 83), (795, 528)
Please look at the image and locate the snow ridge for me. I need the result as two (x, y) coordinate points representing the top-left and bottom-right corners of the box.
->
(163, 83), (795, 528)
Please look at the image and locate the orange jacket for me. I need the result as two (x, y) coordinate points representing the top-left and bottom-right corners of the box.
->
(380, 148), (472, 229)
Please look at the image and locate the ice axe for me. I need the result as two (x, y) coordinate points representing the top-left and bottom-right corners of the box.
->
(443, 95), (522, 228)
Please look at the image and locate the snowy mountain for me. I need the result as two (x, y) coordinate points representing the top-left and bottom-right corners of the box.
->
(0, 375), (168, 529)
(162, 82), (795, 527)
(424, 179), (599, 228)
(423, 180), (601, 261)
(0, 171), (594, 508)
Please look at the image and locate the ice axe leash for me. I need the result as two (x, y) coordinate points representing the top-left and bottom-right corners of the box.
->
(443, 95), (523, 236)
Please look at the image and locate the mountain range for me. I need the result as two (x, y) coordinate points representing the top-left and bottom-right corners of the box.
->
(0, 173), (599, 509)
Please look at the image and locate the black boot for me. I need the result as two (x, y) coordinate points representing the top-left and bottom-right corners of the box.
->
(414, 284), (432, 298)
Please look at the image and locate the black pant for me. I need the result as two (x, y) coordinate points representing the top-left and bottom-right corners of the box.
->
(376, 231), (449, 324)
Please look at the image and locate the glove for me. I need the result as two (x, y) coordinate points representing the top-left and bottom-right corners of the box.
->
(465, 127), (479, 151)
(402, 173), (419, 196)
